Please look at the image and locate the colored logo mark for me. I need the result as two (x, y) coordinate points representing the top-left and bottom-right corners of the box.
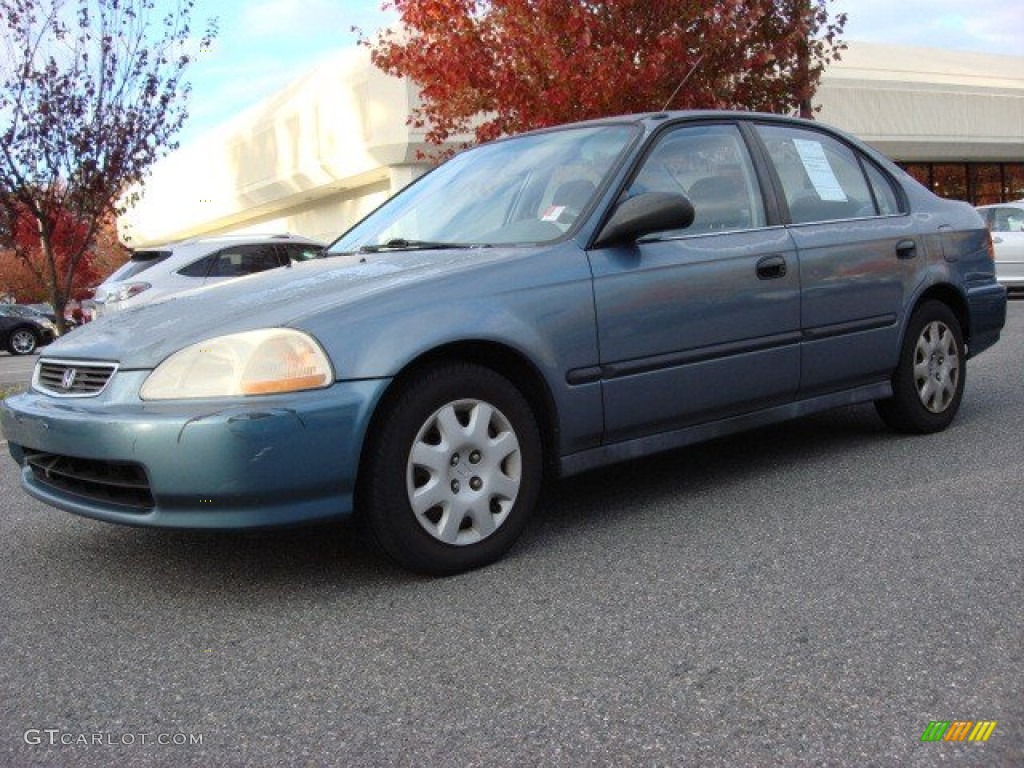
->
(920, 720), (997, 742)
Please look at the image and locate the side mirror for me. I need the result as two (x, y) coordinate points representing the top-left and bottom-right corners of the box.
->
(593, 192), (695, 248)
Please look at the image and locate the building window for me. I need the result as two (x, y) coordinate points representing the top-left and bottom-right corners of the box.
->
(969, 164), (1003, 206)
(902, 164), (931, 190)
(1005, 164), (1024, 201)
(931, 164), (968, 201)
(896, 162), (1024, 205)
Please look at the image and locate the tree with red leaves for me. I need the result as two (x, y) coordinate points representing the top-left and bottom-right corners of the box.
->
(0, 0), (216, 331)
(365, 0), (846, 150)
(0, 204), (124, 304)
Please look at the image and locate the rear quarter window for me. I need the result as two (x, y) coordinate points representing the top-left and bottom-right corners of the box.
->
(106, 250), (172, 281)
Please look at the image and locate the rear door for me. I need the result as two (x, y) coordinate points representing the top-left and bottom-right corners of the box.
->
(587, 121), (801, 443)
(753, 122), (919, 396)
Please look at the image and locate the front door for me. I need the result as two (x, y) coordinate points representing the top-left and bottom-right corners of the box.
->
(587, 122), (801, 443)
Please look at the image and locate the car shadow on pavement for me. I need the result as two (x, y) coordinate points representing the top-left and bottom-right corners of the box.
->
(523, 403), (890, 537)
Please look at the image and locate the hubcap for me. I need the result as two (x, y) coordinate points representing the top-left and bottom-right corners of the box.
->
(406, 398), (522, 546)
(11, 330), (35, 354)
(913, 320), (959, 413)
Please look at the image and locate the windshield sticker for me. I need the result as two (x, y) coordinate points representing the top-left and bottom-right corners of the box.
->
(793, 139), (848, 202)
(541, 205), (565, 222)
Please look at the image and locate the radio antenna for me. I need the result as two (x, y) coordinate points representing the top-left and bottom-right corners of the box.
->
(661, 54), (705, 112)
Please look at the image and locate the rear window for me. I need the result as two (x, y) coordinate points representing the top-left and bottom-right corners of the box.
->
(105, 250), (172, 282)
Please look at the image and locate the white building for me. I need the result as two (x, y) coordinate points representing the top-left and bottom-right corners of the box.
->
(118, 42), (1024, 248)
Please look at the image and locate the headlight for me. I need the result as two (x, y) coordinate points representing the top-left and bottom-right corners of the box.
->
(140, 329), (333, 400)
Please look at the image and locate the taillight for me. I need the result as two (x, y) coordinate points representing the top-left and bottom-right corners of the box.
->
(984, 231), (996, 261)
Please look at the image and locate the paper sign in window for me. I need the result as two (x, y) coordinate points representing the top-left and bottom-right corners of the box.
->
(793, 139), (848, 202)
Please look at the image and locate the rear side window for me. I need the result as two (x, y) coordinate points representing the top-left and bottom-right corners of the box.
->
(204, 244), (285, 278)
(105, 250), (172, 282)
(756, 125), (883, 224)
(991, 207), (1024, 232)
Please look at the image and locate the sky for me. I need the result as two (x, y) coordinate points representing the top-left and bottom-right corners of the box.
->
(170, 0), (1023, 148)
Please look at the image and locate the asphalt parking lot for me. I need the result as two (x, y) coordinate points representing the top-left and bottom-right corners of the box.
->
(0, 350), (38, 389)
(0, 301), (1021, 767)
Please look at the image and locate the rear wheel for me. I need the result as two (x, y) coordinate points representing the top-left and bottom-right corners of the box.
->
(7, 328), (39, 356)
(359, 363), (543, 575)
(875, 301), (965, 433)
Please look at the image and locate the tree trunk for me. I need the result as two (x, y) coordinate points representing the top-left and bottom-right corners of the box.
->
(36, 217), (68, 335)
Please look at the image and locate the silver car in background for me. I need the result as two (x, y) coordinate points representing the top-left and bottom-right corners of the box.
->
(93, 233), (325, 315)
(976, 201), (1024, 289)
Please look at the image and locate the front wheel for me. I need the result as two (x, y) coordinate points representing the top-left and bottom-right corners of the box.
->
(8, 328), (39, 356)
(359, 363), (543, 575)
(875, 301), (965, 434)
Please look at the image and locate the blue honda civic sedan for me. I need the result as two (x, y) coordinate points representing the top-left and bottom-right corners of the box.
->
(1, 111), (1007, 574)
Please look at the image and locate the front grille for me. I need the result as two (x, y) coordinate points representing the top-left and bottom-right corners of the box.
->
(25, 451), (154, 510)
(34, 359), (118, 397)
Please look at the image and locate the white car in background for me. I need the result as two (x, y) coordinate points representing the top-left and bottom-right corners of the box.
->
(93, 234), (325, 316)
(976, 201), (1024, 289)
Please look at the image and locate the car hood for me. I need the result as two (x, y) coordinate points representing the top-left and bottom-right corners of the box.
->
(43, 248), (507, 369)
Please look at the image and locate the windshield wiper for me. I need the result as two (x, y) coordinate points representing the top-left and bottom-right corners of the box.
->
(359, 238), (474, 253)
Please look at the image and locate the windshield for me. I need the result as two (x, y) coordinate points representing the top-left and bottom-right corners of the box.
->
(329, 124), (638, 253)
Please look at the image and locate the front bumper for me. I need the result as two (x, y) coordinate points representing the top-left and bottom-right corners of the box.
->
(1, 373), (390, 529)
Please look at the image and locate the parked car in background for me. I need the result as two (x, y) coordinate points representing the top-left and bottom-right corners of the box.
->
(25, 303), (58, 323)
(1, 112), (1007, 574)
(92, 234), (325, 316)
(0, 304), (58, 355)
(25, 302), (80, 330)
(976, 201), (1024, 289)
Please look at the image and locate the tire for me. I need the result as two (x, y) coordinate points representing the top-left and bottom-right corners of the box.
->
(875, 301), (965, 434)
(7, 327), (39, 356)
(358, 363), (543, 576)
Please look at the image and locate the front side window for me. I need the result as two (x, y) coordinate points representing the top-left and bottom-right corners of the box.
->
(757, 124), (882, 224)
(177, 254), (214, 278)
(627, 123), (766, 235)
(285, 244), (323, 261)
(329, 124), (639, 252)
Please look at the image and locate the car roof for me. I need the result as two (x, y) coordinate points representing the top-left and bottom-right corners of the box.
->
(517, 109), (843, 133)
(144, 233), (324, 252)
(976, 200), (1024, 209)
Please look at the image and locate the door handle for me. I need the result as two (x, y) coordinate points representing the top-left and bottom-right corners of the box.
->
(896, 239), (917, 259)
(756, 255), (787, 280)
(993, 236), (1004, 244)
